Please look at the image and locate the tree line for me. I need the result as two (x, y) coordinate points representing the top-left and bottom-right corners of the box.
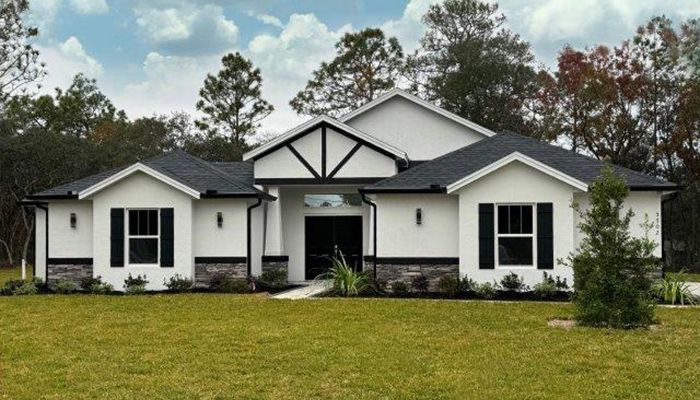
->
(0, 0), (698, 266)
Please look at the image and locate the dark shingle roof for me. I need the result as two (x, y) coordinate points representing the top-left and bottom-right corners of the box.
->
(364, 132), (677, 192)
(30, 150), (268, 199)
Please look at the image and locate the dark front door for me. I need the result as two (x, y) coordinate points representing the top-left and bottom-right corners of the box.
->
(305, 216), (363, 280)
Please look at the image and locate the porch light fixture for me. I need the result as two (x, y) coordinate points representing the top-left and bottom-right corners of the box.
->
(416, 208), (422, 225)
(70, 213), (77, 229)
(217, 212), (223, 228)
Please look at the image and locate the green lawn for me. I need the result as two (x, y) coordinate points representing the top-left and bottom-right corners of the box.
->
(686, 273), (700, 282)
(1, 295), (699, 399)
(0, 265), (32, 285)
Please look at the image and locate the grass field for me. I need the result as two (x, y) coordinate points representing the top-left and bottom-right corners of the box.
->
(0, 266), (32, 285)
(1, 295), (699, 399)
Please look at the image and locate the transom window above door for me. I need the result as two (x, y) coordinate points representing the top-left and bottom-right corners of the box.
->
(128, 209), (159, 264)
(497, 204), (534, 267)
(304, 194), (362, 208)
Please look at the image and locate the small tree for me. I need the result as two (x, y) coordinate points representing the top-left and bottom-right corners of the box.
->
(565, 167), (658, 328)
(196, 52), (273, 145)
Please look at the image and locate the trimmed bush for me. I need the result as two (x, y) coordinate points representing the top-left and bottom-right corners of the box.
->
(1, 279), (26, 296)
(52, 279), (77, 294)
(123, 274), (148, 295)
(474, 282), (496, 299)
(437, 275), (460, 297)
(500, 272), (526, 292)
(210, 274), (250, 293)
(80, 275), (113, 294)
(533, 280), (557, 299)
(164, 274), (193, 293)
(390, 281), (409, 296)
(411, 274), (429, 293)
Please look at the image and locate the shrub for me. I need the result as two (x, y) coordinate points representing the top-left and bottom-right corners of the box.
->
(655, 270), (697, 305)
(52, 279), (77, 294)
(390, 281), (409, 296)
(80, 275), (113, 294)
(411, 274), (429, 293)
(459, 276), (476, 293)
(164, 274), (193, 293)
(437, 275), (460, 297)
(500, 272), (526, 292)
(323, 253), (370, 296)
(533, 280), (557, 299)
(13, 279), (41, 295)
(210, 274), (250, 293)
(1, 279), (26, 296)
(564, 167), (657, 328)
(259, 268), (287, 289)
(474, 282), (497, 299)
(123, 274), (149, 295)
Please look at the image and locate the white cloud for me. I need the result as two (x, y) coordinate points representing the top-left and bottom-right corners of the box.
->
(27, 0), (61, 34)
(524, 0), (604, 40)
(114, 52), (219, 117)
(382, 0), (439, 52)
(36, 36), (103, 92)
(69, 0), (109, 15)
(248, 11), (285, 29)
(247, 13), (352, 133)
(134, 2), (238, 55)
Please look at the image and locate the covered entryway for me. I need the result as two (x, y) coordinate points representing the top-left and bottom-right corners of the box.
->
(305, 216), (363, 280)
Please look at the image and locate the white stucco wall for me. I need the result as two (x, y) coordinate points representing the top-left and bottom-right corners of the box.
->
(344, 96), (486, 160)
(193, 199), (247, 257)
(47, 200), (93, 258)
(573, 191), (663, 257)
(375, 194), (459, 257)
(250, 204), (264, 276)
(279, 186), (370, 282)
(90, 172), (194, 291)
(457, 161), (581, 287)
(254, 145), (314, 179)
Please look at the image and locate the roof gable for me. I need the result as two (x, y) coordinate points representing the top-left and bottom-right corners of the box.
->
(79, 163), (201, 199)
(242, 116), (407, 161)
(339, 88), (496, 138)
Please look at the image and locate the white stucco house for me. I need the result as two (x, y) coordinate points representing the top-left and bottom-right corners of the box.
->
(24, 89), (677, 291)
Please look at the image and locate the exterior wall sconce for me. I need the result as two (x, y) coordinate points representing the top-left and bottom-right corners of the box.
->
(416, 208), (422, 225)
(217, 212), (223, 228)
(70, 213), (77, 229)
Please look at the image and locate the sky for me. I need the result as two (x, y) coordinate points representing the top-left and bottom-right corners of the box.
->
(25, 0), (700, 136)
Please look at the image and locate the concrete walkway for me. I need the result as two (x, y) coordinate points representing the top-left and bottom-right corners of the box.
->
(688, 282), (700, 297)
(270, 280), (332, 299)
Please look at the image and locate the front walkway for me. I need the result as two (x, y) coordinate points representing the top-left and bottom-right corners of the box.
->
(271, 280), (332, 299)
(688, 282), (700, 297)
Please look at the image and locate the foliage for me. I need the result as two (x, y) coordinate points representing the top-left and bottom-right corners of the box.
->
(258, 268), (287, 289)
(123, 274), (148, 295)
(655, 270), (697, 305)
(459, 275), (476, 292)
(290, 28), (404, 117)
(407, 0), (539, 135)
(0, 0), (46, 108)
(79, 275), (112, 293)
(437, 275), (460, 296)
(1, 278), (25, 295)
(209, 274), (250, 294)
(532, 280), (558, 299)
(11, 278), (39, 295)
(52, 279), (76, 294)
(390, 280), (409, 296)
(164, 274), (193, 293)
(196, 52), (273, 144)
(322, 253), (370, 297)
(410, 274), (429, 293)
(564, 167), (658, 328)
(474, 282), (497, 299)
(499, 272), (526, 292)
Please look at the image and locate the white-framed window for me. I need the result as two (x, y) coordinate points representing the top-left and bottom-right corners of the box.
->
(496, 204), (535, 267)
(127, 209), (159, 265)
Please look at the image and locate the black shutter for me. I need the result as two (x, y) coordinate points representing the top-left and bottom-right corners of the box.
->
(160, 208), (174, 267)
(537, 203), (554, 269)
(478, 203), (495, 269)
(110, 208), (124, 267)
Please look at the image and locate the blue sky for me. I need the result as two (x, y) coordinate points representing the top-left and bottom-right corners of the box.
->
(26, 0), (700, 134)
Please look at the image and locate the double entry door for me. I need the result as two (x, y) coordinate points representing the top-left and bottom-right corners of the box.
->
(304, 216), (363, 280)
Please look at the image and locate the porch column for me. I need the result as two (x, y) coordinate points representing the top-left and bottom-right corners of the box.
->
(265, 186), (284, 255)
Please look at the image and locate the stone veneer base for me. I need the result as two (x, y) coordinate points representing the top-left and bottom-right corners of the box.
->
(194, 263), (247, 287)
(372, 263), (459, 292)
(47, 264), (93, 287)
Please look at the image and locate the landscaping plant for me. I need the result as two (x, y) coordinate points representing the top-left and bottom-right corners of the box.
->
(474, 282), (497, 299)
(259, 268), (287, 289)
(323, 252), (370, 297)
(123, 274), (149, 294)
(52, 279), (77, 294)
(164, 274), (193, 293)
(500, 272), (526, 292)
(209, 274), (250, 293)
(437, 275), (460, 297)
(80, 275), (113, 294)
(411, 274), (429, 294)
(655, 269), (697, 305)
(564, 167), (658, 328)
(390, 281), (409, 296)
(1, 278), (42, 296)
